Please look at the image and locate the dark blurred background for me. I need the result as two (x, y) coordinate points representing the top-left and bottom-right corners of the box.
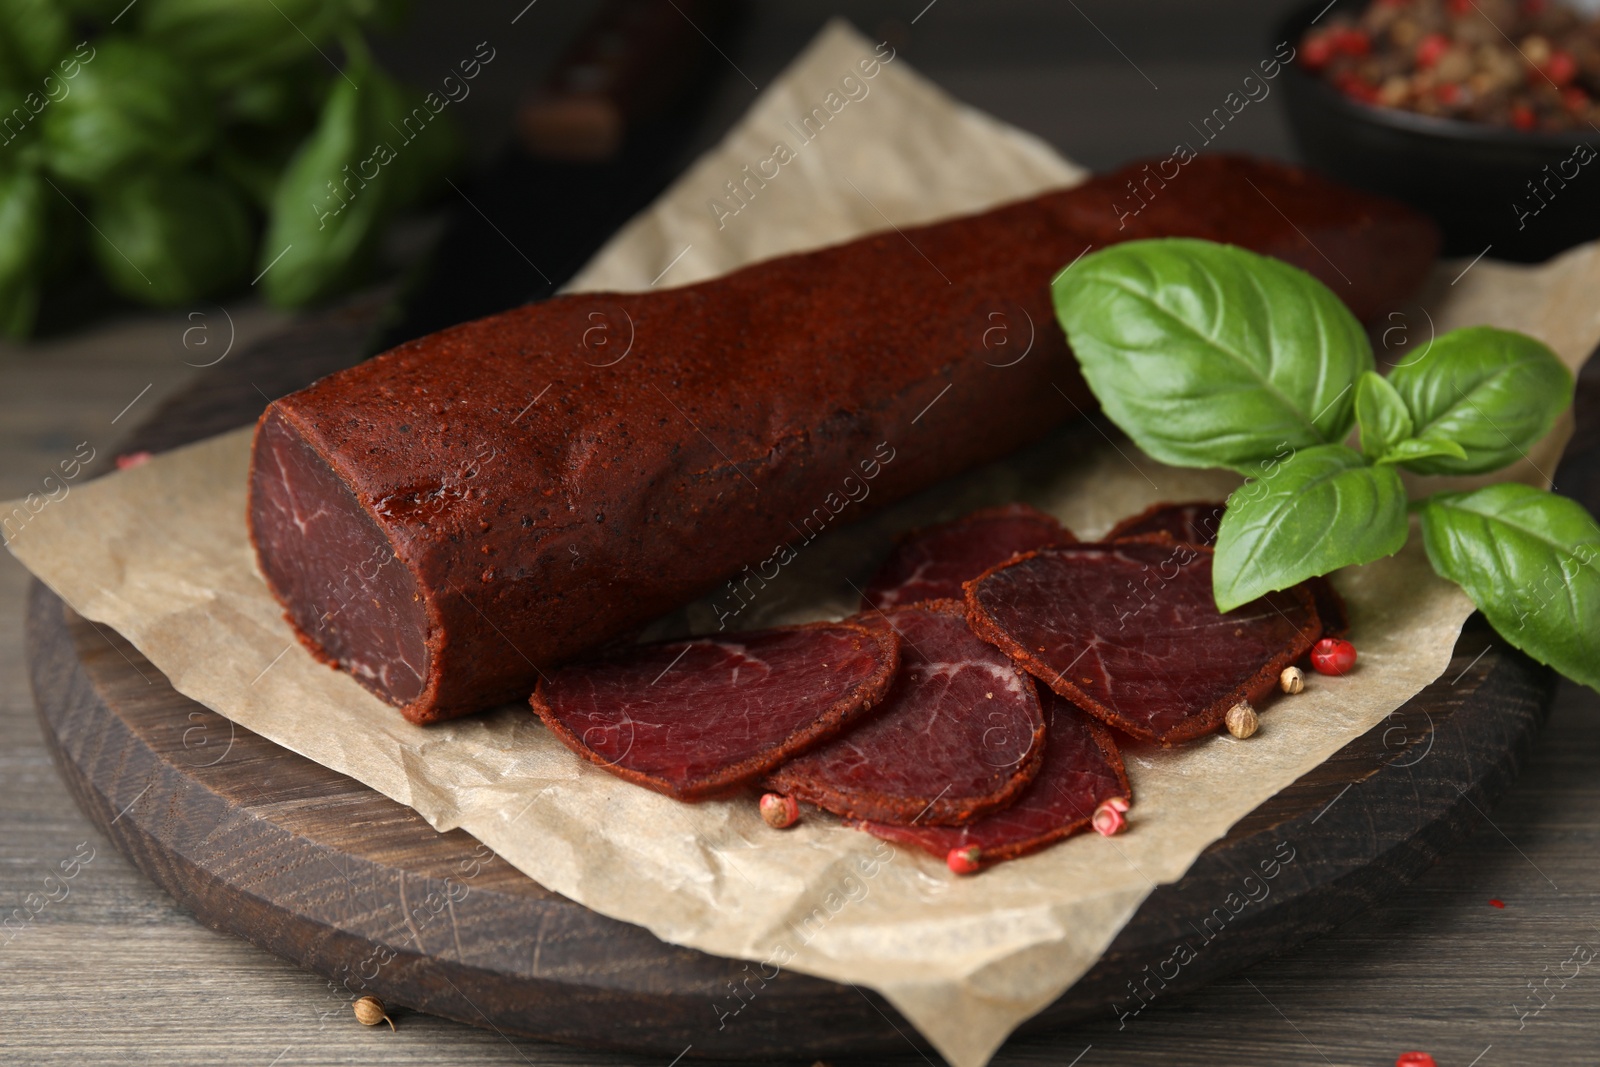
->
(376, 0), (1306, 170)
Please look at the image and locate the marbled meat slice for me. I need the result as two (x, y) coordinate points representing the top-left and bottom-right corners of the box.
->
(1106, 500), (1226, 547)
(965, 542), (1321, 745)
(859, 688), (1129, 866)
(1106, 500), (1349, 637)
(862, 503), (1074, 611)
(530, 622), (898, 800)
(765, 600), (1046, 826)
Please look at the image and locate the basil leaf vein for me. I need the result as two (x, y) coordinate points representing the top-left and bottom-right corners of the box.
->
(1419, 484), (1600, 692)
(1213, 443), (1410, 612)
(1356, 370), (1413, 461)
(1053, 239), (1372, 473)
(1387, 327), (1573, 475)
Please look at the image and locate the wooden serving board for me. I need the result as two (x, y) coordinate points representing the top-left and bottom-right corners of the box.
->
(26, 298), (1592, 1060)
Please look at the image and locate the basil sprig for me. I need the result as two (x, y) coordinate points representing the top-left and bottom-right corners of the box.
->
(1052, 238), (1599, 693)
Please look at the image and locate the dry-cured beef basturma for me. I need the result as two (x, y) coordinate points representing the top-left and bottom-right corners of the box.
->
(249, 154), (1436, 723)
(965, 542), (1322, 745)
(1107, 500), (1349, 637)
(861, 503), (1075, 611)
(860, 688), (1128, 866)
(529, 622), (897, 799)
(765, 601), (1046, 825)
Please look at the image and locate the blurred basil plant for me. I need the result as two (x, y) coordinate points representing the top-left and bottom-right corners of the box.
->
(0, 0), (460, 337)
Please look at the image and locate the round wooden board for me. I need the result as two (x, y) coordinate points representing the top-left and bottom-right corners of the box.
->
(26, 298), (1591, 1060)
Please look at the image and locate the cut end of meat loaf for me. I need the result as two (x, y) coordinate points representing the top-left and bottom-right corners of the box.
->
(249, 406), (440, 722)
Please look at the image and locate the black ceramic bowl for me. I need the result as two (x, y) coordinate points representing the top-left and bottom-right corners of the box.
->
(1278, 0), (1600, 262)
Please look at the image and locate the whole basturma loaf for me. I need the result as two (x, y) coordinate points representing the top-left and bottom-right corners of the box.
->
(249, 154), (1438, 723)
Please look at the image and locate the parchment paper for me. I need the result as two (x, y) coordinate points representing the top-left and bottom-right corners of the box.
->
(7, 21), (1600, 1067)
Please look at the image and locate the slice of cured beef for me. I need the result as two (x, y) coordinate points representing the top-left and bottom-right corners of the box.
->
(859, 688), (1129, 866)
(862, 503), (1075, 611)
(1106, 500), (1225, 547)
(765, 601), (1046, 826)
(965, 542), (1321, 745)
(1106, 500), (1349, 637)
(530, 622), (898, 800)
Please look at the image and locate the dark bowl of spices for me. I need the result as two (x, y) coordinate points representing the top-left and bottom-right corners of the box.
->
(1278, 0), (1600, 262)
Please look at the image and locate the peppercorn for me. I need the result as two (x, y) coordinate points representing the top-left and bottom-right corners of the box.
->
(1395, 1053), (1437, 1067)
(946, 845), (982, 875)
(1546, 49), (1578, 86)
(759, 792), (799, 829)
(1310, 637), (1358, 676)
(1225, 701), (1259, 739)
(1092, 797), (1130, 837)
(1416, 32), (1451, 68)
(1304, 32), (1338, 70)
(353, 995), (395, 1030)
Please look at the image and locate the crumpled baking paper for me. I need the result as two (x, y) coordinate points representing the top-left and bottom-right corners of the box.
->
(7, 20), (1600, 1067)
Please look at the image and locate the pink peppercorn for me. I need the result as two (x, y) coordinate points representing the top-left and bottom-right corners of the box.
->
(1310, 638), (1357, 676)
(947, 846), (982, 875)
(758, 793), (799, 829)
(1093, 797), (1130, 837)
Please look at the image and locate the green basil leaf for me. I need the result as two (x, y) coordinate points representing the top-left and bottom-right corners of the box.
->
(39, 39), (215, 187)
(1213, 443), (1409, 612)
(260, 67), (383, 307)
(360, 61), (462, 214)
(0, 167), (48, 283)
(140, 0), (356, 89)
(1419, 485), (1600, 692)
(0, 0), (68, 85)
(1378, 437), (1468, 466)
(1356, 370), (1412, 461)
(0, 167), (49, 338)
(1052, 238), (1372, 473)
(1386, 326), (1573, 475)
(89, 171), (253, 307)
(0, 277), (38, 339)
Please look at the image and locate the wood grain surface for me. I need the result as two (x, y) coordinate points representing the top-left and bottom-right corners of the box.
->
(6, 4), (1600, 1065)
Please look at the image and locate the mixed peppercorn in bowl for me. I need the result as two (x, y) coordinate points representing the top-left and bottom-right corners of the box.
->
(1302, 0), (1600, 132)
(1278, 0), (1600, 261)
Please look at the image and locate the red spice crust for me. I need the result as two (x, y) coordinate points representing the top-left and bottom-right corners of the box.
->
(765, 600), (1047, 826)
(528, 620), (899, 801)
(962, 545), (1323, 746)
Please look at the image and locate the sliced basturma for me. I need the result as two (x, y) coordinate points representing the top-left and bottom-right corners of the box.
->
(1106, 500), (1226, 548)
(765, 601), (1046, 826)
(859, 689), (1129, 866)
(862, 503), (1076, 611)
(1107, 500), (1350, 637)
(530, 622), (898, 800)
(965, 542), (1321, 745)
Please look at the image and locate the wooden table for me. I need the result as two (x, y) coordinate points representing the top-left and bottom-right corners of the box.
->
(5, 3), (1600, 1064)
